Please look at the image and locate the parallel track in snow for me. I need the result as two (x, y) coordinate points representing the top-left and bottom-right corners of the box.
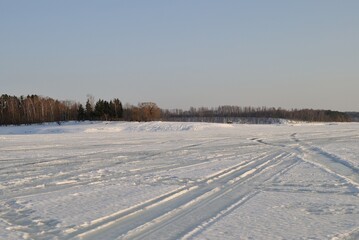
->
(1, 138), (261, 200)
(290, 133), (359, 187)
(66, 151), (297, 240)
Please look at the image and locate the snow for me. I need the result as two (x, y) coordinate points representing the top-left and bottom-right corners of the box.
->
(0, 121), (358, 239)
(0, 121), (233, 135)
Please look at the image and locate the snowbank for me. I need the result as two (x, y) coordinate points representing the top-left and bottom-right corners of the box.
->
(0, 121), (233, 135)
(0, 120), (348, 135)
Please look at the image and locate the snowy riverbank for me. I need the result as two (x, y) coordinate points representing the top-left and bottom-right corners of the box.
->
(1, 122), (358, 239)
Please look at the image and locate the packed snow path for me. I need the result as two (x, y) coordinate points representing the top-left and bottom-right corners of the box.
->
(0, 122), (358, 239)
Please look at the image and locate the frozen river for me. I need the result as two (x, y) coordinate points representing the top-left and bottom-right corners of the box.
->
(0, 121), (358, 239)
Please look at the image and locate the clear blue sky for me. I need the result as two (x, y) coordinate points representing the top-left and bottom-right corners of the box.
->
(1, 1), (358, 111)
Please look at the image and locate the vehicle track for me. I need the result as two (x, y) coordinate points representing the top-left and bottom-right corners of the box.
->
(291, 134), (359, 187)
(66, 151), (296, 240)
(251, 133), (359, 187)
(3, 138), (262, 200)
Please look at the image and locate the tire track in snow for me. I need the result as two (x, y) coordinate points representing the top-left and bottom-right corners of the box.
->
(0, 137), (228, 198)
(1, 137), (229, 177)
(115, 152), (297, 240)
(182, 158), (302, 240)
(3, 138), (257, 200)
(251, 133), (359, 187)
(64, 151), (275, 239)
(291, 134), (359, 187)
(66, 151), (295, 240)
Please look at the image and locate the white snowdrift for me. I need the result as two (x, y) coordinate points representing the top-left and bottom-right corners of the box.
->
(0, 121), (234, 135)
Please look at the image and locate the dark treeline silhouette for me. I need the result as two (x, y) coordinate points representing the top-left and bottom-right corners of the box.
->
(0, 94), (161, 125)
(346, 112), (359, 122)
(0, 94), (352, 125)
(80, 98), (123, 121)
(161, 106), (351, 123)
(0, 94), (78, 125)
(83, 99), (161, 122)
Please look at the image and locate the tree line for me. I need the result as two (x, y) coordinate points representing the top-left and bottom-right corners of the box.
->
(346, 112), (359, 122)
(79, 97), (123, 121)
(80, 99), (161, 122)
(0, 94), (161, 125)
(161, 106), (351, 123)
(0, 94), (78, 125)
(0, 94), (352, 125)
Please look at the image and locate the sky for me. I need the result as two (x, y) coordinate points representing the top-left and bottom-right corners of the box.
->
(1, 1), (358, 111)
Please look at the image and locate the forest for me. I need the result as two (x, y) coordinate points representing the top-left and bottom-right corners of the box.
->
(0, 94), (352, 125)
(0, 94), (161, 125)
(162, 106), (351, 123)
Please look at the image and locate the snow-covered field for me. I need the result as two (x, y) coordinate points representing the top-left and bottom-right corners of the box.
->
(0, 121), (358, 240)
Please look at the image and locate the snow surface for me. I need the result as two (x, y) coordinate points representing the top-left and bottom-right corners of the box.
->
(0, 121), (358, 239)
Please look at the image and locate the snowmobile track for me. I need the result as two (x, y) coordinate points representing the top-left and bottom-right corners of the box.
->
(67, 151), (297, 240)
